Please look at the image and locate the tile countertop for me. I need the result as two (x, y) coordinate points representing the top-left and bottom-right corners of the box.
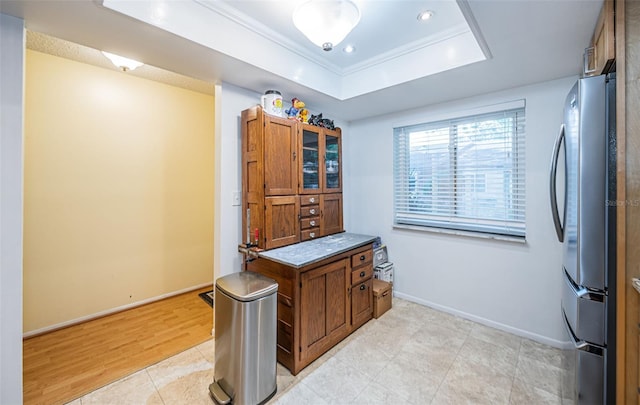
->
(257, 232), (378, 269)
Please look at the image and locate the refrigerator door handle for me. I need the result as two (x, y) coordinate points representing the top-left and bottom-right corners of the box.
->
(550, 124), (566, 242)
(563, 309), (591, 351)
(563, 309), (605, 358)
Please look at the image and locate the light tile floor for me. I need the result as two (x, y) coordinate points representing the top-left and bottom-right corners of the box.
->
(67, 298), (571, 405)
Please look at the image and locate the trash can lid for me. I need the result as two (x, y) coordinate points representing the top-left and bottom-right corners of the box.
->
(215, 271), (278, 302)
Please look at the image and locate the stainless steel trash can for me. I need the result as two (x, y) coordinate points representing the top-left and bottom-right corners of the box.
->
(209, 271), (278, 405)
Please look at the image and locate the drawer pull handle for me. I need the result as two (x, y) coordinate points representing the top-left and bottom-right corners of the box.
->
(310, 232), (315, 238)
(309, 197), (315, 203)
(359, 284), (366, 291)
(360, 271), (365, 277)
(310, 220), (316, 226)
(310, 209), (316, 214)
(360, 255), (365, 261)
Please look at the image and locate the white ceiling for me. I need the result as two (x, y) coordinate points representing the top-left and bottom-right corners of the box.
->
(207, 0), (480, 70)
(1, 0), (602, 122)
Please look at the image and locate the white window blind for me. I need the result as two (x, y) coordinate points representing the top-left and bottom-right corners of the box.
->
(393, 106), (526, 238)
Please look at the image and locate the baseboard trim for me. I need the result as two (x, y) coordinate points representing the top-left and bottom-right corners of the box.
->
(393, 291), (571, 349)
(23, 283), (212, 339)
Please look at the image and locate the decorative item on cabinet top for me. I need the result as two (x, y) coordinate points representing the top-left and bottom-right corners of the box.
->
(257, 91), (337, 129)
(261, 90), (283, 117)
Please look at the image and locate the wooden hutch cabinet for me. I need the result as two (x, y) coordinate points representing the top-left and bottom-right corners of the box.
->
(241, 105), (343, 249)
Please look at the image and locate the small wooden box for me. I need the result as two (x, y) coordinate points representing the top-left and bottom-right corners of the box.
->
(372, 279), (392, 318)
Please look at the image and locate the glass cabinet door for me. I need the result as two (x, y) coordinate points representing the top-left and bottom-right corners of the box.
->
(324, 131), (341, 192)
(301, 128), (320, 192)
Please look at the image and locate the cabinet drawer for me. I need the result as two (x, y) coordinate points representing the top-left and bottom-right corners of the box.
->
(300, 217), (320, 229)
(300, 205), (319, 217)
(351, 265), (373, 285)
(351, 250), (372, 268)
(300, 195), (320, 206)
(301, 228), (320, 241)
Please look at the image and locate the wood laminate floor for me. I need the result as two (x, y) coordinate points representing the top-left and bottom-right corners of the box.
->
(23, 286), (214, 405)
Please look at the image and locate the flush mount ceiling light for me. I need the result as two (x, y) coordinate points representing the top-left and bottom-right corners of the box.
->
(101, 51), (144, 71)
(292, 0), (361, 52)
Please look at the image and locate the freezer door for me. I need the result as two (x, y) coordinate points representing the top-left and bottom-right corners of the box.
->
(562, 310), (605, 404)
(562, 75), (607, 291)
(562, 270), (606, 346)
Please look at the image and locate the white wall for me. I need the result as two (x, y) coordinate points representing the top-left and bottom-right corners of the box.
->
(0, 12), (24, 404)
(344, 76), (577, 346)
(215, 78), (572, 345)
(215, 83), (260, 280)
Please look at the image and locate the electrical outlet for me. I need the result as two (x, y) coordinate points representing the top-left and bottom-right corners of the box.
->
(232, 191), (241, 206)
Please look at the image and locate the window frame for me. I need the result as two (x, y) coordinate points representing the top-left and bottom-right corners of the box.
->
(392, 101), (526, 241)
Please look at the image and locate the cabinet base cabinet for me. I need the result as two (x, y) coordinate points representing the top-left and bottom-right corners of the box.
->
(300, 259), (350, 365)
(246, 244), (373, 375)
(352, 278), (373, 329)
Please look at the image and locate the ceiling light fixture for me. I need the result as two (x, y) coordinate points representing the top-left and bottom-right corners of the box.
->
(101, 51), (144, 72)
(417, 10), (434, 21)
(343, 45), (356, 54)
(293, 0), (361, 52)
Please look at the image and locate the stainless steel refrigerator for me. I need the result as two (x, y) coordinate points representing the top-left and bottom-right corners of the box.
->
(550, 73), (616, 404)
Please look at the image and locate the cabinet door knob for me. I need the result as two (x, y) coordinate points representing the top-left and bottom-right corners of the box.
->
(359, 284), (366, 291)
(309, 197), (315, 203)
(310, 220), (316, 226)
(360, 271), (365, 277)
(310, 209), (316, 214)
(310, 232), (315, 238)
(360, 255), (365, 261)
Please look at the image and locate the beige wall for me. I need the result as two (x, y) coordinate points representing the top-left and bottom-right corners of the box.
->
(23, 50), (214, 333)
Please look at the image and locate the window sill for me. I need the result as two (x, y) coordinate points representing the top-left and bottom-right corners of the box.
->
(393, 224), (527, 244)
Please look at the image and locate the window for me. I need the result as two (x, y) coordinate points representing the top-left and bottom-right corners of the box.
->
(393, 103), (526, 238)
